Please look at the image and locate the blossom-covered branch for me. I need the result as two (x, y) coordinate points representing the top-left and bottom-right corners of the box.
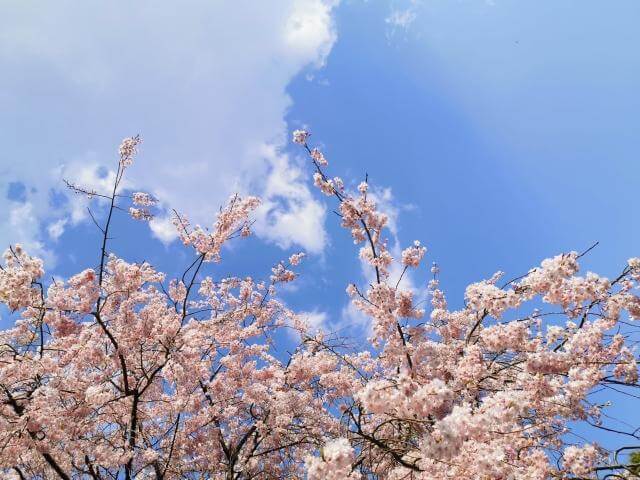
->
(0, 133), (638, 479)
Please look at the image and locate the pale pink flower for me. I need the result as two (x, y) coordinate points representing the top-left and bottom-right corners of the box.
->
(132, 192), (156, 207)
(289, 252), (306, 266)
(563, 445), (600, 477)
(292, 129), (309, 145)
(311, 148), (328, 166)
(401, 240), (426, 268)
(119, 135), (140, 167)
(129, 207), (153, 221)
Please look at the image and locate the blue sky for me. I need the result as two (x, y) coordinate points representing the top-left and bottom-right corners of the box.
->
(1, 0), (639, 452)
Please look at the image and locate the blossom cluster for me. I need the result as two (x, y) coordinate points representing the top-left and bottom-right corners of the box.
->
(118, 135), (141, 167)
(0, 134), (638, 480)
(172, 194), (260, 261)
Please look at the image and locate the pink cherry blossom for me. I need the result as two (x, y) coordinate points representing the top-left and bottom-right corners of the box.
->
(132, 192), (157, 207)
(310, 147), (328, 166)
(0, 134), (638, 479)
(292, 129), (309, 145)
(118, 135), (141, 167)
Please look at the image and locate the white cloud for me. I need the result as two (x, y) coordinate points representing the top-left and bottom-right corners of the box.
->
(299, 309), (330, 332)
(47, 219), (67, 242)
(386, 8), (417, 30)
(0, 0), (340, 262)
(148, 215), (179, 245)
(340, 301), (373, 336)
(1, 201), (53, 266)
(385, 0), (421, 36)
(253, 145), (327, 253)
(297, 306), (369, 339)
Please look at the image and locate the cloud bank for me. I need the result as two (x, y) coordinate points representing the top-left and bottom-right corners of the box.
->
(0, 0), (340, 259)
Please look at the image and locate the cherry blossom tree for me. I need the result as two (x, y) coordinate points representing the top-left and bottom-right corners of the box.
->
(0, 133), (639, 479)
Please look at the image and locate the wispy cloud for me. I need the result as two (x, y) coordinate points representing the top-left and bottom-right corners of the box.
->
(385, 0), (421, 38)
(386, 8), (417, 30)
